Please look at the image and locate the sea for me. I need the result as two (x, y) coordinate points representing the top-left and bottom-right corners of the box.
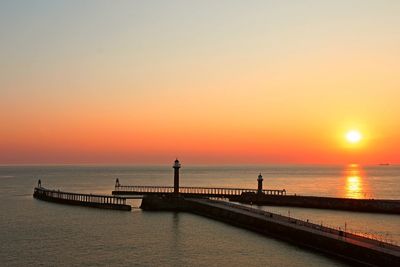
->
(1, 164), (399, 266)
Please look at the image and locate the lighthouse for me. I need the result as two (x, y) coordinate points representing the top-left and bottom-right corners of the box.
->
(257, 173), (263, 194)
(173, 159), (181, 194)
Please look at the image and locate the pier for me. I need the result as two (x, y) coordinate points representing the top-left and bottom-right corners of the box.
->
(112, 181), (400, 214)
(141, 195), (400, 267)
(33, 185), (131, 211)
(112, 167), (286, 198)
(234, 193), (400, 214)
(113, 184), (286, 198)
(113, 183), (400, 214)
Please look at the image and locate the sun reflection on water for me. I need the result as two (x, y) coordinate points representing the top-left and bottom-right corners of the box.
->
(343, 164), (367, 199)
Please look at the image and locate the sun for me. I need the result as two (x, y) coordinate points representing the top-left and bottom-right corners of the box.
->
(346, 130), (362, 144)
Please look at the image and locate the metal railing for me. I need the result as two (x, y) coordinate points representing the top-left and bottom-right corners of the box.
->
(114, 185), (286, 196)
(34, 187), (128, 205)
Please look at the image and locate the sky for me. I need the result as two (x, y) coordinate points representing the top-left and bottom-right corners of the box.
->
(1, 0), (400, 164)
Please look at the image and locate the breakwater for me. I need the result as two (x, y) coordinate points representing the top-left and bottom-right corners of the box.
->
(141, 195), (400, 266)
(33, 187), (131, 211)
(112, 181), (400, 214)
(231, 193), (400, 214)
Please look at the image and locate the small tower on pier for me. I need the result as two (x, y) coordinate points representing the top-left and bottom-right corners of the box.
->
(173, 159), (181, 194)
(257, 173), (263, 194)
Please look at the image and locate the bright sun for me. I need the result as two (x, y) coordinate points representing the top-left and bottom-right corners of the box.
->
(346, 130), (362, 143)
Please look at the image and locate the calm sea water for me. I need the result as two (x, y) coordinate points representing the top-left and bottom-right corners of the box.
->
(0, 164), (399, 266)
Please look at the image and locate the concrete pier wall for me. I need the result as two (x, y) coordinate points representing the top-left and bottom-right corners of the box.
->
(141, 195), (400, 267)
(140, 195), (189, 211)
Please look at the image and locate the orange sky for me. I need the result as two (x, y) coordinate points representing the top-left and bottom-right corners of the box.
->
(1, 1), (399, 164)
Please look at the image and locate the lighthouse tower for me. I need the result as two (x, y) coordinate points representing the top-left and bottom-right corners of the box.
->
(257, 173), (263, 194)
(173, 159), (181, 194)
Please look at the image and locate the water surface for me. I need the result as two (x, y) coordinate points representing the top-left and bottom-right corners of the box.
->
(1, 164), (399, 266)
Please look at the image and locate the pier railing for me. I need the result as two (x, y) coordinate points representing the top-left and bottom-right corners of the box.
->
(114, 185), (286, 196)
(34, 187), (128, 205)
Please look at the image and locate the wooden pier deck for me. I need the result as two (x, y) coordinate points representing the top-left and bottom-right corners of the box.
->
(34, 187), (131, 211)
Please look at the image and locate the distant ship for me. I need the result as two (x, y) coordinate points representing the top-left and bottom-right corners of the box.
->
(379, 163), (390, 166)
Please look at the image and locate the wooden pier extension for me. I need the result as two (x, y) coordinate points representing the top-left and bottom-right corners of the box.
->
(34, 187), (131, 211)
(140, 195), (400, 267)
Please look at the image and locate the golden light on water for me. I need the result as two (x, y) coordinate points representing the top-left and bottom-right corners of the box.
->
(343, 164), (368, 199)
(346, 176), (362, 198)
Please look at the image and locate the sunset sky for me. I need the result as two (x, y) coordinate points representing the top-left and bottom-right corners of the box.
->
(1, 1), (399, 164)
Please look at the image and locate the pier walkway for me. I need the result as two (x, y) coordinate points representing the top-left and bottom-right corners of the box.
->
(112, 184), (286, 198)
(192, 199), (400, 251)
(34, 186), (131, 211)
